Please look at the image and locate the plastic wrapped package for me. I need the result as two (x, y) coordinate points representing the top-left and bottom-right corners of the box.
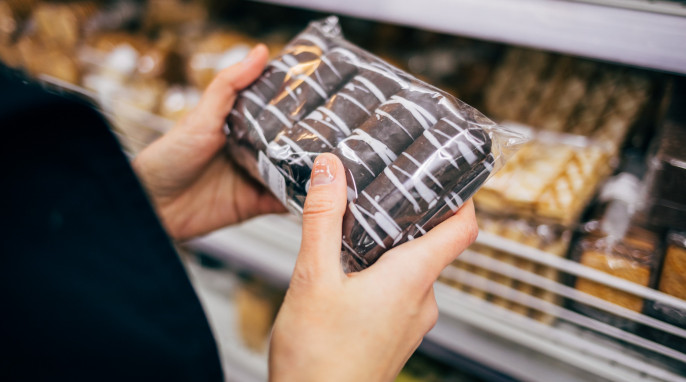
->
(226, 17), (525, 272)
(641, 231), (686, 359)
(570, 221), (661, 331)
(641, 80), (686, 230)
(474, 129), (614, 226)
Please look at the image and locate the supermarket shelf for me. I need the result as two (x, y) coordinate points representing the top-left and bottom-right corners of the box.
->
(253, 0), (686, 75)
(186, 215), (686, 382)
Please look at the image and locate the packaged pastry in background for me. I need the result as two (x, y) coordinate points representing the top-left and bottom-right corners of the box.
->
(33, 1), (98, 50)
(159, 85), (201, 121)
(0, 0), (36, 44)
(227, 16), (526, 272)
(474, 128), (614, 226)
(143, 0), (207, 31)
(568, 169), (661, 330)
(640, 79), (686, 230)
(16, 34), (80, 83)
(482, 47), (658, 155)
(186, 30), (256, 89)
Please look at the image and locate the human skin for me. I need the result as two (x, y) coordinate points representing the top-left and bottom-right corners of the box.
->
(134, 43), (478, 382)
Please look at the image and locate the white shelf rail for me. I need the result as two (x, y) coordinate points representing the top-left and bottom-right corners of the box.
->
(253, 0), (686, 75)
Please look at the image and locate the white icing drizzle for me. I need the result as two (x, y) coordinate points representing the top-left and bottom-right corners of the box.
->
(348, 203), (386, 249)
(284, 85), (298, 102)
(230, 109), (241, 118)
(415, 224), (427, 235)
(388, 95), (437, 130)
(457, 141), (478, 164)
(442, 118), (486, 154)
(422, 130), (459, 169)
(297, 33), (328, 51)
(338, 93), (371, 115)
(401, 152), (443, 188)
(281, 55), (298, 67)
(354, 75), (386, 102)
(265, 104), (293, 127)
(354, 61), (407, 88)
(242, 90), (266, 108)
(383, 167), (421, 213)
(484, 160), (494, 172)
(329, 47), (360, 64)
(444, 196), (458, 213)
(375, 109), (412, 138)
(349, 129), (397, 166)
(244, 109), (268, 146)
(296, 74), (328, 98)
(339, 144), (375, 175)
(271, 59), (293, 73)
(279, 135), (314, 167)
(362, 191), (402, 239)
(320, 55), (341, 78)
(450, 191), (464, 207)
(260, 76), (277, 91)
(392, 164), (437, 205)
(298, 121), (334, 148)
(318, 106), (351, 135)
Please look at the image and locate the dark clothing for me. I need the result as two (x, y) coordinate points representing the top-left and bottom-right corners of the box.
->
(0, 68), (223, 381)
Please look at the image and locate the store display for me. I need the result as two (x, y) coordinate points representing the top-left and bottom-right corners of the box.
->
(227, 16), (524, 272)
(443, 215), (571, 325)
(5, 1), (686, 379)
(482, 48), (655, 155)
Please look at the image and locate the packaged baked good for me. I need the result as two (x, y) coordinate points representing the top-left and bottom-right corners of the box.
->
(186, 31), (256, 89)
(474, 128), (613, 226)
(641, 231), (686, 357)
(226, 17), (525, 272)
(571, 223), (661, 331)
(33, 1), (98, 50)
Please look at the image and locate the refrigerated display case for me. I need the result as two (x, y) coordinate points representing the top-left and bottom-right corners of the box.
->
(4, 0), (686, 380)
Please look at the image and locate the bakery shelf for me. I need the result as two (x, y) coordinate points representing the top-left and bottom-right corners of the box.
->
(186, 215), (686, 382)
(251, 0), (686, 75)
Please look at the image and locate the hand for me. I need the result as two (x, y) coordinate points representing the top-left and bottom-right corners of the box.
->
(269, 153), (479, 382)
(133, 44), (286, 241)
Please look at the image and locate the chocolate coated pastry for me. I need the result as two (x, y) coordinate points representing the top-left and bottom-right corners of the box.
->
(334, 88), (445, 199)
(341, 119), (492, 270)
(267, 65), (406, 189)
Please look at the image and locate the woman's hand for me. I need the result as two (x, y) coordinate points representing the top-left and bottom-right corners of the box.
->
(269, 154), (479, 382)
(133, 44), (285, 241)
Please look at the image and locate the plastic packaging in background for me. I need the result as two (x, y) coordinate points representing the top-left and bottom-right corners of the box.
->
(474, 126), (615, 227)
(641, 231), (686, 356)
(568, 170), (662, 330)
(226, 16), (526, 272)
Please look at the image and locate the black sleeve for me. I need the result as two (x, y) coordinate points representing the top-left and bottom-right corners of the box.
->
(0, 68), (223, 382)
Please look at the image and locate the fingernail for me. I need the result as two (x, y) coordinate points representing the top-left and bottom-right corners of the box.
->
(311, 155), (336, 186)
(242, 44), (262, 64)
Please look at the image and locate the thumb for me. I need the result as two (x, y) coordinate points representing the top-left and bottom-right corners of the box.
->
(293, 153), (347, 283)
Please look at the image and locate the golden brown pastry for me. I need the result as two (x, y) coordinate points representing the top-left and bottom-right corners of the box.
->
(187, 31), (256, 89)
(659, 238), (686, 300)
(34, 1), (98, 50)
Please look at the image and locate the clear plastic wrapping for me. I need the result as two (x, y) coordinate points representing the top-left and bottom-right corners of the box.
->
(226, 17), (525, 272)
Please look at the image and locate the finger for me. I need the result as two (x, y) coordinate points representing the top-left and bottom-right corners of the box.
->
(293, 153), (347, 283)
(378, 200), (478, 283)
(180, 43), (270, 137)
